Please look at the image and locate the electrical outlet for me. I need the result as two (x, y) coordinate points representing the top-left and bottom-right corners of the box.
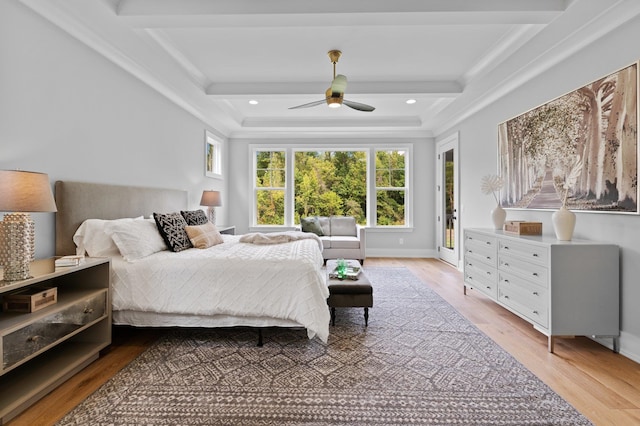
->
(399, 238), (404, 245)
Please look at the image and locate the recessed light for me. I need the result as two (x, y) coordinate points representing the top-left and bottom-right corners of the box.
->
(249, 100), (259, 105)
(406, 99), (417, 104)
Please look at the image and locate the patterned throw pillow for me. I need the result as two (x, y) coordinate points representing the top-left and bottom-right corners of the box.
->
(300, 216), (324, 236)
(180, 209), (208, 226)
(185, 222), (224, 249)
(153, 212), (192, 252)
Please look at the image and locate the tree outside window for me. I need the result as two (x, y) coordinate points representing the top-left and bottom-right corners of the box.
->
(376, 150), (406, 226)
(255, 151), (286, 225)
(294, 151), (367, 225)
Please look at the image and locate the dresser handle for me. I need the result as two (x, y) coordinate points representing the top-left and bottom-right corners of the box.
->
(28, 335), (42, 343)
(533, 310), (539, 314)
(503, 262), (509, 267)
(532, 273), (538, 277)
(504, 279), (510, 283)
(486, 256), (491, 260)
(533, 291), (539, 296)
(84, 308), (94, 314)
(486, 241), (491, 245)
(468, 250), (473, 253)
(486, 286), (491, 290)
(504, 295), (509, 299)
(486, 271), (491, 275)
(533, 253), (539, 257)
(503, 246), (509, 250)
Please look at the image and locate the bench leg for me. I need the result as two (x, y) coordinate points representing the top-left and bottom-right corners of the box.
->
(331, 307), (336, 326)
(364, 307), (369, 326)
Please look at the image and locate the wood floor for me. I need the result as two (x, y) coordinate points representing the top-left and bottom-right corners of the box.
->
(9, 258), (640, 425)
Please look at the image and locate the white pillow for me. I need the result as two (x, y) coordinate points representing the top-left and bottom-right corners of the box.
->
(106, 219), (167, 261)
(73, 217), (143, 257)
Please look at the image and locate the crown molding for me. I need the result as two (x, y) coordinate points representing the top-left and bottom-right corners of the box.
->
(432, 0), (640, 136)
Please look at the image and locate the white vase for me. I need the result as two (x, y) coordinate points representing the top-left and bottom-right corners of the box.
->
(552, 206), (576, 241)
(491, 205), (506, 230)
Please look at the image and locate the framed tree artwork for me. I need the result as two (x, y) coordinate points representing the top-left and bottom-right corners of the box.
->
(498, 62), (638, 213)
(205, 131), (223, 179)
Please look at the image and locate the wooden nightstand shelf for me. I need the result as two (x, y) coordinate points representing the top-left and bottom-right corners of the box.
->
(0, 257), (111, 424)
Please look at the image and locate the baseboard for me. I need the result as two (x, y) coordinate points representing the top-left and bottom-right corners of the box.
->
(365, 248), (437, 258)
(593, 331), (640, 364)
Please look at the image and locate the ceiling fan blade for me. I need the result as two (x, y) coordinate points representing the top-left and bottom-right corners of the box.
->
(343, 99), (375, 112)
(330, 74), (348, 94)
(288, 99), (327, 109)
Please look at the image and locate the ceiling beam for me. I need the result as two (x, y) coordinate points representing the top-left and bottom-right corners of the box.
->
(206, 81), (463, 97)
(117, 0), (566, 28)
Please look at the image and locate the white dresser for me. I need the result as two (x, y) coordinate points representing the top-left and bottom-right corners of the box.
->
(463, 228), (619, 353)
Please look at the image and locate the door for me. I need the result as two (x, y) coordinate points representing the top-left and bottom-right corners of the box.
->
(436, 133), (459, 267)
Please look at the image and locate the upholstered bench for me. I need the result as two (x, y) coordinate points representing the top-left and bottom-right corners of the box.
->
(326, 259), (373, 326)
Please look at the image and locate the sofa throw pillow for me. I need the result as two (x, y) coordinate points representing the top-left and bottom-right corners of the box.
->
(300, 216), (324, 236)
(153, 212), (192, 252)
(185, 222), (224, 249)
(181, 209), (208, 226)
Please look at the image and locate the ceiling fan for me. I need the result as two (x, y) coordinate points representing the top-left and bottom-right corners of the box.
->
(289, 50), (375, 112)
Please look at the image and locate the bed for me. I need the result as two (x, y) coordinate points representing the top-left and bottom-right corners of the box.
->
(54, 181), (330, 343)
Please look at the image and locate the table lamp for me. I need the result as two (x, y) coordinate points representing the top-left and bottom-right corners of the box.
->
(0, 170), (57, 281)
(200, 190), (221, 224)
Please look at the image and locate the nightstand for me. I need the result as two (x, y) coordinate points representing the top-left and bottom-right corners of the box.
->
(217, 225), (236, 235)
(0, 257), (111, 423)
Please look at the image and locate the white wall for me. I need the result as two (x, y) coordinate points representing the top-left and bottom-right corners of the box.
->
(227, 137), (436, 257)
(0, 1), (227, 258)
(437, 14), (640, 362)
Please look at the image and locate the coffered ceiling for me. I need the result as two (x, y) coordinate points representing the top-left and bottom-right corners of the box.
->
(18, 0), (640, 138)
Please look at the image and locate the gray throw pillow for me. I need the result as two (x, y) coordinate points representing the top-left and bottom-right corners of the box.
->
(300, 216), (324, 236)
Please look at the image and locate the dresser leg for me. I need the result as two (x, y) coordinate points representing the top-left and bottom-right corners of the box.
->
(548, 336), (555, 353)
(463, 284), (467, 295)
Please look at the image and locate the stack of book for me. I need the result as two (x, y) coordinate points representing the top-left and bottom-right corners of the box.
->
(54, 255), (84, 267)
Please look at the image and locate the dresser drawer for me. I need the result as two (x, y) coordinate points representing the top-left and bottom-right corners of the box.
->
(498, 254), (548, 288)
(464, 263), (498, 299)
(2, 290), (107, 370)
(499, 239), (548, 265)
(465, 241), (497, 269)
(498, 281), (548, 328)
(465, 232), (497, 251)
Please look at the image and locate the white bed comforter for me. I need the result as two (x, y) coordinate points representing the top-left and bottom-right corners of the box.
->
(110, 235), (330, 342)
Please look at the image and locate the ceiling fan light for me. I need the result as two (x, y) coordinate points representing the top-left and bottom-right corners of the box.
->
(327, 101), (342, 108)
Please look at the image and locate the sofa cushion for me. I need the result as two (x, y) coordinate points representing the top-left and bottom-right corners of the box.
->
(319, 235), (331, 249)
(330, 235), (360, 249)
(318, 216), (331, 236)
(330, 216), (357, 237)
(300, 216), (324, 236)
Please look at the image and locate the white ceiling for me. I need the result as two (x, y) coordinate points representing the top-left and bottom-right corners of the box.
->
(18, 0), (640, 138)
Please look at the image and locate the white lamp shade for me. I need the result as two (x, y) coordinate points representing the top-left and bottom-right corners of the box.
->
(0, 170), (57, 212)
(200, 190), (222, 207)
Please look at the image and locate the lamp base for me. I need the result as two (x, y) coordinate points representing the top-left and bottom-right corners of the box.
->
(0, 213), (35, 282)
(207, 207), (217, 225)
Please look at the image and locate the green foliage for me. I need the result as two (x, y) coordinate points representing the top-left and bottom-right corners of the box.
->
(257, 149), (407, 226)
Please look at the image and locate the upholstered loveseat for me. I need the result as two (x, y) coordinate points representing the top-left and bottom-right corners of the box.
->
(300, 216), (366, 264)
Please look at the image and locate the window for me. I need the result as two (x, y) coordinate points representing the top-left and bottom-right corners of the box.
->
(294, 150), (367, 224)
(375, 150), (407, 226)
(254, 150), (286, 225)
(251, 145), (411, 228)
(205, 131), (223, 179)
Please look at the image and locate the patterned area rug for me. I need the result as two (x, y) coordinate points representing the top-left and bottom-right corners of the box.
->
(58, 267), (591, 425)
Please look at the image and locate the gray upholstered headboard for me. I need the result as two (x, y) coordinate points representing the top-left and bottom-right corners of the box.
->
(55, 181), (188, 256)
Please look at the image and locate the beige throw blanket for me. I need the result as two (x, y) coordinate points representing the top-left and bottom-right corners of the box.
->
(240, 231), (323, 251)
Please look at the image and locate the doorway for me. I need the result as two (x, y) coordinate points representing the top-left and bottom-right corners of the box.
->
(436, 133), (459, 267)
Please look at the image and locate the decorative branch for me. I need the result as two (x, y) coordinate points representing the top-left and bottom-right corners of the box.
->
(481, 174), (504, 206)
